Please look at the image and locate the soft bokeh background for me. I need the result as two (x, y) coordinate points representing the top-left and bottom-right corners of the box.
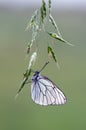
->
(0, 0), (86, 130)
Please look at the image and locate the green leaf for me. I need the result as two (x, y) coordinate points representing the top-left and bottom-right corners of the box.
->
(16, 69), (32, 97)
(48, 46), (57, 62)
(49, 14), (62, 37)
(25, 10), (39, 31)
(47, 32), (74, 46)
(47, 46), (60, 69)
(40, 0), (46, 23)
(49, 14), (57, 29)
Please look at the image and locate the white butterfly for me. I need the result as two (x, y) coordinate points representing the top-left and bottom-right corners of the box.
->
(31, 62), (67, 106)
(16, 62), (67, 106)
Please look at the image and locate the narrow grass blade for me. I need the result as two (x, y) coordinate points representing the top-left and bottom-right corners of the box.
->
(25, 10), (39, 31)
(47, 32), (74, 46)
(15, 69), (32, 99)
(48, 0), (51, 13)
(49, 14), (62, 37)
(48, 46), (57, 62)
(48, 46), (60, 69)
(40, 0), (46, 23)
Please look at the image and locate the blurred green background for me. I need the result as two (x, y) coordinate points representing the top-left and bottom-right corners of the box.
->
(0, 4), (86, 130)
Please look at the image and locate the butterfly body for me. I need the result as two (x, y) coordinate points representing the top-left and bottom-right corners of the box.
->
(31, 71), (67, 106)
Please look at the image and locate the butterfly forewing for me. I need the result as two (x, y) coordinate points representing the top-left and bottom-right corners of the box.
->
(31, 72), (66, 106)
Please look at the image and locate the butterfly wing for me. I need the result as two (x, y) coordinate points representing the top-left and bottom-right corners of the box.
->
(31, 75), (67, 106)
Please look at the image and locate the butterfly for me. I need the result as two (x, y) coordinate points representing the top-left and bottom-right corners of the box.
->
(31, 61), (67, 106)
(16, 61), (66, 106)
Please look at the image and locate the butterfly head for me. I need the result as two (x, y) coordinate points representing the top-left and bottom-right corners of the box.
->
(31, 62), (49, 82)
(31, 71), (40, 81)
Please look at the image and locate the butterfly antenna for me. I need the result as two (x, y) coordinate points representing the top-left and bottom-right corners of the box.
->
(39, 61), (49, 72)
